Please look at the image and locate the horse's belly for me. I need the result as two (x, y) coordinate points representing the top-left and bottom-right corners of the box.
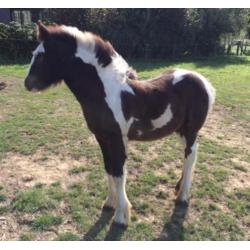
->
(127, 118), (179, 141)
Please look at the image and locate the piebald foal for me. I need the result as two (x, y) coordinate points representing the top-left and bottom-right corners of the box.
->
(24, 22), (215, 226)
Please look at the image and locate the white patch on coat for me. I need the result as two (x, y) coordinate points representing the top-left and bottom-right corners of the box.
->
(25, 42), (45, 78)
(172, 69), (190, 85)
(178, 142), (198, 202)
(151, 104), (173, 130)
(172, 68), (215, 112)
(63, 26), (135, 136)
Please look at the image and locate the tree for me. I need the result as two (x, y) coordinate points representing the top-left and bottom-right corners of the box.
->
(42, 9), (90, 28)
(2, 8), (250, 58)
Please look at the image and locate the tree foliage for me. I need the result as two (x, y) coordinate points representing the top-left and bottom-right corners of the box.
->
(0, 22), (36, 58)
(43, 8), (250, 58)
(1, 9), (250, 59)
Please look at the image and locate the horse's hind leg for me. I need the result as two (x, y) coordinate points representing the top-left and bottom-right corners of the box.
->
(176, 131), (198, 205)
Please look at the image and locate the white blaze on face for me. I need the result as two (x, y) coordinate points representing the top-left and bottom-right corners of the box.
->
(151, 104), (173, 130)
(25, 42), (45, 78)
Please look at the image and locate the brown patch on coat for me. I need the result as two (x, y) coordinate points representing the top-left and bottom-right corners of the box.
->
(126, 67), (138, 80)
(94, 35), (115, 67)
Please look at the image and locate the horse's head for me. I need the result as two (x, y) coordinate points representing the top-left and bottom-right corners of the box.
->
(24, 21), (76, 92)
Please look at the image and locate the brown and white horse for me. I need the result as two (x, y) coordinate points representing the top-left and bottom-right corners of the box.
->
(24, 22), (215, 226)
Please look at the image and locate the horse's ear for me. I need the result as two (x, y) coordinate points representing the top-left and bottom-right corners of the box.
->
(37, 20), (49, 41)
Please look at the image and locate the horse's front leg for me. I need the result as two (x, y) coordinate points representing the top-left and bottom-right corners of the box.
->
(96, 136), (116, 211)
(96, 135), (132, 226)
(113, 166), (132, 226)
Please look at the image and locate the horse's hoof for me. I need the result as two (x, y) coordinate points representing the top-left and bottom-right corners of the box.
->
(102, 205), (115, 212)
(175, 199), (189, 207)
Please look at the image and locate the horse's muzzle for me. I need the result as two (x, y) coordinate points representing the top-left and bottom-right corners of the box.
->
(24, 76), (38, 92)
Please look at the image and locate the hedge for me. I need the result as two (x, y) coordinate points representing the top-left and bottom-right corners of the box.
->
(0, 22), (37, 59)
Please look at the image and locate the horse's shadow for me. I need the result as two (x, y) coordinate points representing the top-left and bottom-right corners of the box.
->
(82, 202), (188, 241)
(82, 209), (126, 241)
(157, 202), (189, 241)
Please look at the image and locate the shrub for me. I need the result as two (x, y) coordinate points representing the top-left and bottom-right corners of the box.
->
(0, 22), (37, 59)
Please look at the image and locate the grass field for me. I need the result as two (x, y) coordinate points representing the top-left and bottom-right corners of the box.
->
(0, 56), (249, 240)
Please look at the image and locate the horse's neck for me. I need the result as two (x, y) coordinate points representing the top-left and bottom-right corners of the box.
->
(64, 60), (105, 104)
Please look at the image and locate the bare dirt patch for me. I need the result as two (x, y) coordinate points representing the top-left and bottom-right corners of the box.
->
(0, 76), (18, 89)
(0, 214), (28, 240)
(200, 105), (250, 152)
(200, 105), (250, 193)
(0, 150), (86, 240)
(0, 81), (7, 91)
(0, 150), (87, 192)
(226, 158), (250, 192)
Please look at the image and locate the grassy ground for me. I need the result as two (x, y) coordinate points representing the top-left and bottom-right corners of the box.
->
(0, 56), (249, 240)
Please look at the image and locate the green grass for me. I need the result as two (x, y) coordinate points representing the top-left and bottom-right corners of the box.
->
(19, 233), (34, 241)
(68, 165), (87, 175)
(0, 55), (249, 240)
(32, 214), (63, 231)
(54, 232), (81, 241)
(227, 188), (250, 217)
(0, 194), (7, 202)
(0, 205), (9, 215)
(12, 187), (56, 213)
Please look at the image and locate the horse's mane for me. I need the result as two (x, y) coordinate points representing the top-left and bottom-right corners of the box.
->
(47, 24), (138, 81)
(126, 67), (138, 80)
